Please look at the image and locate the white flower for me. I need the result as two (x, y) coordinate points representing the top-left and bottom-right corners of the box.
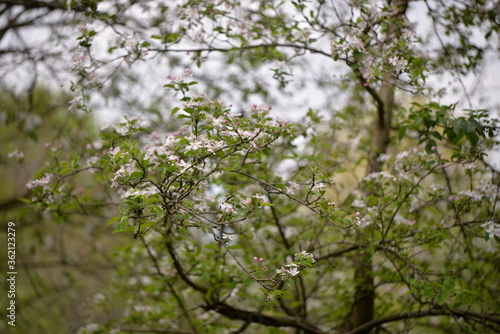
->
(394, 214), (416, 226)
(71, 52), (86, 67)
(93, 293), (106, 304)
(26, 173), (53, 190)
(109, 146), (121, 157)
(388, 56), (408, 71)
(177, 159), (189, 172)
(23, 114), (41, 132)
(88, 140), (103, 150)
(114, 124), (128, 135)
(352, 199), (366, 208)
(296, 250), (316, 263)
(68, 96), (83, 113)
(394, 151), (411, 172)
(286, 182), (301, 194)
(185, 139), (202, 152)
(356, 217), (370, 228)
(482, 221), (500, 240)
(220, 202), (234, 214)
(364, 171), (396, 182)
(140, 275), (153, 286)
(164, 134), (178, 147)
(377, 153), (391, 162)
(430, 184), (445, 192)
(252, 194), (266, 202)
(122, 187), (158, 199)
(462, 162), (477, 171)
(111, 163), (136, 187)
(457, 190), (482, 201)
(86, 156), (99, 168)
(477, 180), (497, 201)
(287, 267), (300, 276)
(227, 111), (242, 118)
(77, 323), (99, 334)
(312, 182), (326, 192)
(145, 145), (165, 161)
(133, 305), (152, 312)
(212, 117), (227, 127)
(8, 149), (24, 160)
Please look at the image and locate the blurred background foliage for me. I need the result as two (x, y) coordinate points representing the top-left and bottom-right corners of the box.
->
(0, 86), (127, 333)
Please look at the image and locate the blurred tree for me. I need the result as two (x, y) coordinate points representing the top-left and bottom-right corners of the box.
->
(2, 0), (500, 333)
(0, 87), (126, 333)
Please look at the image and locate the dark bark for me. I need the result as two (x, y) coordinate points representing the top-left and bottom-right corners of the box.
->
(203, 301), (325, 334)
(1, 0), (68, 10)
(345, 308), (500, 334)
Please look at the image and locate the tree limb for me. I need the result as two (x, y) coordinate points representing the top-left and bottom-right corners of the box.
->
(203, 301), (325, 334)
(345, 308), (500, 334)
(1, 0), (67, 10)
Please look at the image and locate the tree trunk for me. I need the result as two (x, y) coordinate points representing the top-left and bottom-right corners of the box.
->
(343, 1), (409, 333)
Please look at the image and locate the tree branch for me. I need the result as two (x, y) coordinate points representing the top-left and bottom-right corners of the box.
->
(117, 329), (196, 334)
(150, 43), (332, 59)
(345, 308), (500, 334)
(316, 245), (362, 262)
(203, 301), (325, 334)
(1, 0), (67, 10)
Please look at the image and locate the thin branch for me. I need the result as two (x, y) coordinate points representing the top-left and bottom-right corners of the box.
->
(149, 43), (332, 58)
(203, 301), (324, 334)
(230, 170), (351, 229)
(117, 329), (196, 334)
(165, 216), (209, 294)
(345, 308), (500, 334)
(2, 0), (69, 10)
(141, 237), (199, 333)
(316, 245), (362, 262)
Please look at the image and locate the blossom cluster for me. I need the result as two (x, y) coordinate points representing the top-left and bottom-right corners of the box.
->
(103, 114), (146, 136)
(482, 221), (500, 240)
(276, 264), (300, 277)
(275, 250), (316, 278)
(26, 173), (53, 191)
(86, 84), (299, 236)
(8, 149), (25, 162)
(329, 1), (418, 89)
(26, 173), (56, 204)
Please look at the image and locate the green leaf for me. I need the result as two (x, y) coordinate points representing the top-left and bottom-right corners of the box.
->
(437, 289), (451, 305)
(443, 277), (456, 290)
(140, 221), (157, 229)
(59, 167), (72, 175)
(466, 132), (479, 146)
(107, 216), (120, 226)
(431, 131), (442, 140)
(18, 197), (33, 204)
(398, 126), (407, 141)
